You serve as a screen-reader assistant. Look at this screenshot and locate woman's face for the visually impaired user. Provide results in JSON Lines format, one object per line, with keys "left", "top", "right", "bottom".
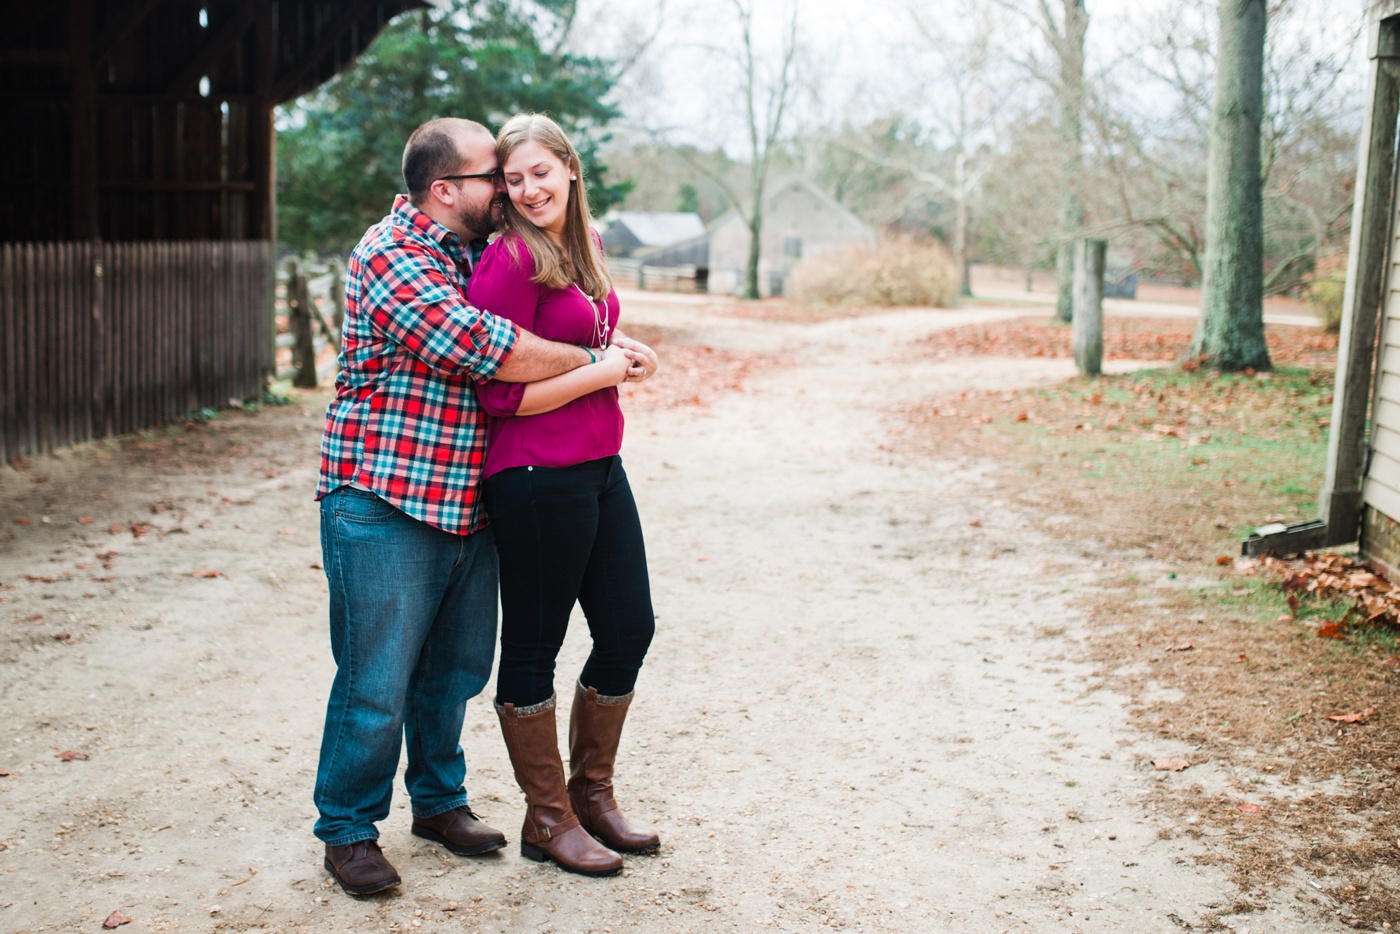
{"left": 502, "top": 138, "right": 572, "bottom": 242}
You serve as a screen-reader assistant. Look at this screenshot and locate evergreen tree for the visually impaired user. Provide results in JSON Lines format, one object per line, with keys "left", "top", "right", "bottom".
{"left": 277, "top": 0, "right": 625, "bottom": 252}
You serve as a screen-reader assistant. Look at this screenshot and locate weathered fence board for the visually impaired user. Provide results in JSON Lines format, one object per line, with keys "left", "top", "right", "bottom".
{"left": 0, "top": 240, "right": 274, "bottom": 462}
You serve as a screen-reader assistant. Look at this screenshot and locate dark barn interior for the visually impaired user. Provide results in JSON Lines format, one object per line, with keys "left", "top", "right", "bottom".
{"left": 1, "top": 0, "right": 424, "bottom": 459}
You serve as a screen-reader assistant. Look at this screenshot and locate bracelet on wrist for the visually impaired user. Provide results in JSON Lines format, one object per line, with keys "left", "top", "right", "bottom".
{"left": 580, "top": 345, "right": 597, "bottom": 364}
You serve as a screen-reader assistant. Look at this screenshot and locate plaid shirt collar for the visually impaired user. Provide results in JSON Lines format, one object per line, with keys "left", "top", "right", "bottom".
{"left": 392, "top": 194, "right": 489, "bottom": 271}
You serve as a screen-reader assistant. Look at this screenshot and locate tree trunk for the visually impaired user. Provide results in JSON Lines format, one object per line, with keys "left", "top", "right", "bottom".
{"left": 954, "top": 152, "right": 972, "bottom": 297}
{"left": 1191, "top": 0, "right": 1270, "bottom": 371}
{"left": 1072, "top": 238, "right": 1106, "bottom": 377}
{"left": 1053, "top": 0, "right": 1087, "bottom": 323}
{"left": 744, "top": 191, "right": 763, "bottom": 300}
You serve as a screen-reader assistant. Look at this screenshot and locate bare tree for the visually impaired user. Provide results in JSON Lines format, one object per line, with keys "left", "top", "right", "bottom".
{"left": 1191, "top": 0, "right": 1270, "bottom": 370}
{"left": 994, "top": 0, "right": 1089, "bottom": 321}
{"left": 729, "top": 0, "right": 800, "bottom": 299}
{"left": 905, "top": 4, "right": 1017, "bottom": 296}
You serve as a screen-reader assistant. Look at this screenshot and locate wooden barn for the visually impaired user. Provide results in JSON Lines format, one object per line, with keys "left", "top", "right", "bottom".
{"left": 0, "top": 0, "right": 426, "bottom": 461}
{"left": 1247, "top": 1, "right": 1400, "bottom": 572}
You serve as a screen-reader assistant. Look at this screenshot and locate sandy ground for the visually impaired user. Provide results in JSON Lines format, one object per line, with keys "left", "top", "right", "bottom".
{"left": 0, "top": 296, "right": 1350, "bottom": 933}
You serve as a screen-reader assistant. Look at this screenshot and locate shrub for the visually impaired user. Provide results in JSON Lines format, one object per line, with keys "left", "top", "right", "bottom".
{"left": 1305, "top": 252, "right": 1347, "bottom": 332}
{"left": 788, "top": 237, "right": 959, "bottom": 308}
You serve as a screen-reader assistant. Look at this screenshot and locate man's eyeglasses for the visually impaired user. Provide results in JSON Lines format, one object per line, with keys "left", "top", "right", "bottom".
{"left": 437, "top": 171, "right": 499, "bottom": 183}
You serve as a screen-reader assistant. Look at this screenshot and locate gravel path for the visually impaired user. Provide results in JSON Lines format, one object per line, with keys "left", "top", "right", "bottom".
{"left": 0, "top": 300, "right": 1342, "bottom": 932}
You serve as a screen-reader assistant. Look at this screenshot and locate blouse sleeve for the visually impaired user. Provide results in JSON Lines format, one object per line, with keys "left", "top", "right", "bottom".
{"left": 468, "top": 238, "right": 540, "bottom": 417}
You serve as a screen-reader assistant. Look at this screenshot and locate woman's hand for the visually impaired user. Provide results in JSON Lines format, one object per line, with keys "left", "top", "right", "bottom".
{"left": 598, "top": 344, "right": 634, "bottom": 385}
{"left": 611, "top": 334, "right": 659, "bottom": 382}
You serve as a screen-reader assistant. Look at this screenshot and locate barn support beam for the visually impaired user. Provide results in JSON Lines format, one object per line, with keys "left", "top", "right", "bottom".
{"left": 93, "top": 0, "right": 164, "bottom": 64}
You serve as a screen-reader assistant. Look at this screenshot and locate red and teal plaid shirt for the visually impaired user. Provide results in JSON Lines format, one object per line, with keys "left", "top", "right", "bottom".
{"left": 316, "top": 195, "right": 519, "bottom": 534}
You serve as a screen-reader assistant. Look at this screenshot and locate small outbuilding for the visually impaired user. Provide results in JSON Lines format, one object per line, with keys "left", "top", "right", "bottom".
{"left": 600, "top": 212, "right": 706, "bottom": 258}
{"left": 1246, "top": 1, "right": 1400, "bottom": 572}
{"left": 707, "top": 177, "right": 875, "bottom": 297}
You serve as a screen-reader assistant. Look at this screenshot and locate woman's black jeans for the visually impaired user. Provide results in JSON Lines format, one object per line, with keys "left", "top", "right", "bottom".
{"left": 483, "top": 455, "right": 655, "bottom": 707}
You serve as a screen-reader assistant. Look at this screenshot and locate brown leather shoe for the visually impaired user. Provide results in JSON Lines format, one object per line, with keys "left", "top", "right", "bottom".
{"left": 496, "top": 696, "right": 623, "bottom": 877}
{"left": 568, "top": 683, "right": 660, "bottom": 854}
{"left": 324, "top": 840, "right": 401, "bottom": 896}
{"left": 411, "top": 806, "right": 506, "bottom": 856}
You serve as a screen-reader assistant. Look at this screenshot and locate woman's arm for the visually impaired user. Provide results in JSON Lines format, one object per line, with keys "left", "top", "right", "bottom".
{"left": 513, "top": 344, "right": 633, "bottom": 416}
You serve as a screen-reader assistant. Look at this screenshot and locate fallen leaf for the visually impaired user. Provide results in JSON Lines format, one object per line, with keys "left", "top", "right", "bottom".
{"left": 1325, "top": 707, "right": 1377, "bottom": 724}
{"left": 309, "top": 562, "right": 323, "bottom": 570}
{"left": 191, "top": 569, "right": 225, "bottom": 578}
{"left": 1165, "top": 643, "right": 1194, "bottom": 653}
{"left": 103, "top": 910, "right": 132, "bottom": 929}
{"left": 1237, "top": 803, "right": 1264, "bottom": 813}
{"left": 968, "top": 520, "right": 982, "bottom": 528}
{"left": 108, "top": 524, "right": 125, "bottom": 534}
{"left": 14, "top": 518, "right": 30, "bottom": 526}
{"left": 0, "top": 768, "right": 10, "bottom": 776}
{"left": 1214, "top": 555, "right": 1233, "bottom": 566}
{"left": 77, "top": 516, "right": 94, "bottom": 524}
{"left": 56, "top": 750, "right": 90, "bottom": 761}
{"left": 52, "top": 633, "right": 73, "bottom": 644}
{"left": 1315, "top": 621, "right": 1347, "bottom": 640}
{"left": 1153, "top": 758, "right": 1190, "bottom": 772}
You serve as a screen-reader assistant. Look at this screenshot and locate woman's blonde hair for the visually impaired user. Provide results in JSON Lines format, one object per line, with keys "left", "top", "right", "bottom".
{"left": 496, "top": 113, "right": 612, "bottom": 302}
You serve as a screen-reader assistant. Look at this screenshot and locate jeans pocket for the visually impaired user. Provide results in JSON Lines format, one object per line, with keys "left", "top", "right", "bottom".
{"left": 333, "top": 487, "right": 399, "bottom": 523}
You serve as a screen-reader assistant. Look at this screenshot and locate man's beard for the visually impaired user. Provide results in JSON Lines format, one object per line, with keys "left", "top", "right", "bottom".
{"left": 459, "top": 196, "right": 503, "bottom": 240}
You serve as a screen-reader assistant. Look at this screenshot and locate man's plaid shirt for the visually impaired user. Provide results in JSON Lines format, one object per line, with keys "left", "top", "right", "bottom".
{"left": 316, "top": 195, "right": 519, "bottom": 534}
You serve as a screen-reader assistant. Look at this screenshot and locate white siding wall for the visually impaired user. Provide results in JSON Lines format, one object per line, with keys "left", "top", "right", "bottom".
{"left": 1364, "top": 216, "right": 1400, "bottom": 522}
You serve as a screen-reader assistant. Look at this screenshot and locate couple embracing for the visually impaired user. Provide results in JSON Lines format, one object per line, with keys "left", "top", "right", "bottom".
{"left": 312, "top": 114, "right": 660, "bottom": 895}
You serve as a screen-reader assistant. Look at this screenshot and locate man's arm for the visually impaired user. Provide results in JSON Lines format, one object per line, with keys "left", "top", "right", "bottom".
{"left": 492, "top": 328, "right": 596, "bottom": 382}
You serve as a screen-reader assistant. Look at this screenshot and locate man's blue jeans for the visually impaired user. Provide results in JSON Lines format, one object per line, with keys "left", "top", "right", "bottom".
{"left": 313, "top": 487, "right": 498, "bottom": 846}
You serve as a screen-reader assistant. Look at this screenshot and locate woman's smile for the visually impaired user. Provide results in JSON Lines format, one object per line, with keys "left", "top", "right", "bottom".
{"left": 503, "top": 138, "right": 572, "bottom": 241}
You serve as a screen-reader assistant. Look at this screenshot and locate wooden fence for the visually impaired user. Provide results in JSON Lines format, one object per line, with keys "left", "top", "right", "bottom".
{"left": 0, "top": 241, "right": 274, "bottom": 462}
{"left": 607, "top": 257, "right": 707, "bottom": 293}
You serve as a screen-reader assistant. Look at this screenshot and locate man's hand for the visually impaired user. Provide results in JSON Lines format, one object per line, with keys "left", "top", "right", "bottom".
{"left": 610, "top": 333, "right": 659, "bottom": 383}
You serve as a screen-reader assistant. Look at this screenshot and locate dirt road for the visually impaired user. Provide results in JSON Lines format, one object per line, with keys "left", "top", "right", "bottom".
{"left": 0, "top": 297, "right": 1344, "bottom": 932}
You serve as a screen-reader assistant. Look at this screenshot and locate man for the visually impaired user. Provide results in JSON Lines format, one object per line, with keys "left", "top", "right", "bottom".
{"left": 312, "top": 117, "right": 656, "bottom": 896}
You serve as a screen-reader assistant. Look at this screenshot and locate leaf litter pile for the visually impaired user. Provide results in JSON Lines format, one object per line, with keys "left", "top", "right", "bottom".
{"left": 617, "top": 323, "right": 777, "bottom": 412}
{"left": 900, "top": 316, "right": 1400, "bottom": 930}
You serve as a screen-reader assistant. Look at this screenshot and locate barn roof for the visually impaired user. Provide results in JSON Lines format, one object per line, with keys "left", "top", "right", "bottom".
{"left": 606, "top": 212, "right": 707, "bottom": 248}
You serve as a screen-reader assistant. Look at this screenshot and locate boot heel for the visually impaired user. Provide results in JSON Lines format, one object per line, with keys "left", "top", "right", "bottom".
{"left": 520, "top": 842, "right": 548, "bottom": 862}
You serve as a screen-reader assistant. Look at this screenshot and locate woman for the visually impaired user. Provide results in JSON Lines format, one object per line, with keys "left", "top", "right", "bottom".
{"left": 468, "top": 113, "right": 660, "bottom": 878}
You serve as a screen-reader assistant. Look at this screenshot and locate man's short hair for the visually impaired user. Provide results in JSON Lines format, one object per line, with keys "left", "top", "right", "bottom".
{"left": 402, "top": 118, "right": 490, "bottom": 202}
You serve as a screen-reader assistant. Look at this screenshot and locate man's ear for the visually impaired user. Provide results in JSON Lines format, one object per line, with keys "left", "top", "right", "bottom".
{"left": 429, "top": 179, "right": 455, "bottom": 207}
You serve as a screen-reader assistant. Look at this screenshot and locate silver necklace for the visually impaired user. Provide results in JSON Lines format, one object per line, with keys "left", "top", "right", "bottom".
{"left": 574, "top": 283, "right": 609, "bottom": 348}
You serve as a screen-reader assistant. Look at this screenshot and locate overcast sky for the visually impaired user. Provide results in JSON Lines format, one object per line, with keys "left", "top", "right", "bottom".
{"left": 569, "top": 0, "right": 1365, "bottom": 154}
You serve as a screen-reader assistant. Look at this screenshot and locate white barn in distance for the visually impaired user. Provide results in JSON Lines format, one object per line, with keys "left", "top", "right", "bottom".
{"left": 708, "top": 177, "right": 876, "bottom": 297}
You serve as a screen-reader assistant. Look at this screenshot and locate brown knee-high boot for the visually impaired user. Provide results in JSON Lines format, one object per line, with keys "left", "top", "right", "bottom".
{"left": 496, "top": 696, "right": 623, "bottom": 876}
{"left": 568, "top": 682, "right": 660, "bottom": 853}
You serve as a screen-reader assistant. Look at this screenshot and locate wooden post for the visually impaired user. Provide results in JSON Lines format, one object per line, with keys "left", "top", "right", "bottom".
{"left": 328, "top": 256, "right": 346, "bottom": 349}
{"left": 1072, "top": 238, "right": 1106, "bottom": 377}
{"left": 1318, "top": 19, "right": 1400, "bottom": 547}
{"left": 287, "top": 257, "right": 318, "bottom": 388}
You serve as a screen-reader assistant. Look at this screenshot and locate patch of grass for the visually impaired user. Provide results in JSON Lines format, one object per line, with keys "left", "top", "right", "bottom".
{"left": 905, "top": 365, "right": 1332, "bottom": 564}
